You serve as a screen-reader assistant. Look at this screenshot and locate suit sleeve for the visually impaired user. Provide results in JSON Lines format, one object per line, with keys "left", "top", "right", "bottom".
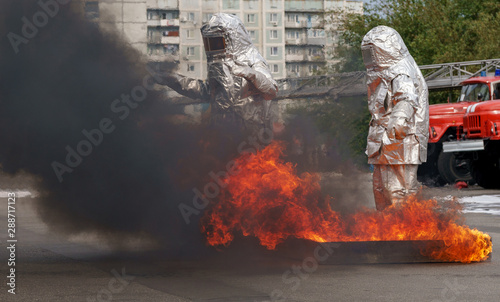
{"left": 154, "top": 72, "right": 210, "bottom": 101}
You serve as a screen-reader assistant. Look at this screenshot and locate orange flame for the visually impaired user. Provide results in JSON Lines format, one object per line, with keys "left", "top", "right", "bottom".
{"left": 200, "top": 141, "right": 492, "bottom": 263}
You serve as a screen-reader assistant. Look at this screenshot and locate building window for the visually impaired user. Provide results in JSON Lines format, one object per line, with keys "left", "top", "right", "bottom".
{"left": 249, "top": 30, "right": 256, "bottom": 40}
{"left": 186, "top": 29, "right": 194, "bottom": 39}
{"left": 160, "top": 11, "right": 178, "bottom": 20}
{"left": 187, "top": 46, "right": 195, "bottom": 56}
{"left": 270, "top": 30, "right": 278, "bottom": 39}
{"left": 287, "top": 31, "right": 300, "bottom": 39}
{"left": 164, "top": 45, "right": 178, "bottom": 55}
{"left": 162, "top": 30, "right": 179, "bottom": 37}
{"left": 272, "top": 64, "right": 279, "bottom": 73}
{"left": 187, "top": 12, "right": 195, "bottom": 21}
{"left": 247, "top": 14, "right": 256, "bottom": 23}
{"left": 308, "top": 29, "right": 325, "bottom": 38}
{"left": 270, "top": 13, "right": 278, "bottom": 23}
{"left": 225, "top": 0, "right": 239, "bottom": 9}
{"left": 248, "top": 0, "right": 257, "bottom": 9}
{"left": 187, "top": 64, "right": 195, "bottom": 72}
{"left": 309, "top": 64, "right": 318, "bottom": 73}
{"left": 287, "top": 14, "right": 299, "bottom": 23}
{"left": 290, "top": 64, "right": 300, "bottom": 73}
{"left": 309, "top": 48, "right": 320, "bottom": 56}
{"left": 271, "top": 47, "right": 278, "bottom": 56}
{"left": 147, "top": 11, "right": 154, "bottom": 20}
{"left": 84, "top": 1, "right": 99, "bottom": 21}
{"left": 270, "top": 0, "right": 278, "bottom": 8}
{"left": 203, "top": 13, "right": 213, "bottom": 23}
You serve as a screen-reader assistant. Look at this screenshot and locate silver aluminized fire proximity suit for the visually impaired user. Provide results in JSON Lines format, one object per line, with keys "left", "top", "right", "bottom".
{"left": 155, "top": 13, "right": 278, "bottom": 132}
{"left": 361, "top": 26, "right": 429, "bottom": 211}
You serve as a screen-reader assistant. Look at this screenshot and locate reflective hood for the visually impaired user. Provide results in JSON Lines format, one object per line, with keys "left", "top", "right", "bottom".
{"left": 201, "top": 13, "right": 265, "bottom": 66}
{"left": 197, "top": 13, "right": 278, "bottom": 130}
{"left": 361, "top": 25, "right": 409, "bottom": 71}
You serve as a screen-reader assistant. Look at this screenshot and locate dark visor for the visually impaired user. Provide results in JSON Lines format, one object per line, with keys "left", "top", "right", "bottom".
{"left": 362, "top": 45, "right": 375, "bottom": 67}
{"left": 203, "top": 36, "right": 226, "bottom": 52}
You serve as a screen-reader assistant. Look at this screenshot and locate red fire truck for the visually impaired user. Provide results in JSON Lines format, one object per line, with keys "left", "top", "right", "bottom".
{"left": 418, "top": 70, "right": 500, "bottom": 187}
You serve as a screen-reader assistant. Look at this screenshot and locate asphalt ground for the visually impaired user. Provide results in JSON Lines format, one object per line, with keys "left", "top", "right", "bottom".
{"left": 0, "top": 177, "right": 499, "bottom": 302}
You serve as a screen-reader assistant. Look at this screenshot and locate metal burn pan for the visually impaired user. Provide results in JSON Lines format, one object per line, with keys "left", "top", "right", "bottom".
{"left": 275, "top": 238, "right": 492, "bottom": 264}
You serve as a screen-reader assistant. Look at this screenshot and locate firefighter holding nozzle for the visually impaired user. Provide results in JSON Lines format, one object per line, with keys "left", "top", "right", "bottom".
{"left": 361, "top": 26, "right": 429, "bottom": 211}
{"left": 154, "top": 13, "right": 278, "bottom": 132}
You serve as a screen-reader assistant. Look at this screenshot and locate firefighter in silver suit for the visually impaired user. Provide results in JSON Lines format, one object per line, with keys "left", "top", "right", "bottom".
{"left": 361, "top": 26, "right": 429, "bottom": 210}
{"left": 155, "top": 13, "right": 278, "bottom": 132}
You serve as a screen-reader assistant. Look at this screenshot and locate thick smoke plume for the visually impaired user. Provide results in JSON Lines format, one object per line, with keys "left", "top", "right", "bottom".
{"left": 0, "top": 0, "right": 250, "bottom": 253}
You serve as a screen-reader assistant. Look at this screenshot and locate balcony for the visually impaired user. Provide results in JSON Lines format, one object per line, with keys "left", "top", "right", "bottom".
{"left": 148, "top": 53, "right": 180, "bottom": 62}
{"left": 284, "top": 1, "right": 323, "bottom": 13}
{"left": 286, "top": 53, "right": 305, "bottom": 61}
{"left": 148, "top": 35, "right": 179, "bottom": 44}
{"left": 153, "top": 0, "right": 179, "bottom": 9}
{"left": 286, "top": 70, "right": 306, "bottom": 78}
{"left": 306, "top": 54, "right": 326, "bottom": 62}
{"left": 147, "top": 18, "right": 179, "bottom": 27}
{"left": 161, "top": 19, "right": 179, "bottom": 26}
{"left": 161, "top": 36, "right": 180, "bottom": 44}
{"left": 285, "top": 20, "right": 309, "bottom": 28}
{"left": 147, "top": 19, "right": 161, "bottom": 26}
{"left": 285, "top": 37, "right": 307, "bottom": 45}
{"left": 308, "top": 36, "right": 326, "bottom": 45}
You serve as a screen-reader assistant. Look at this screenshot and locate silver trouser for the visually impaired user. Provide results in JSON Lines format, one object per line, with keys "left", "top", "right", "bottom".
{"left": 372, "top": 164, "right": 419, "bottom": 211}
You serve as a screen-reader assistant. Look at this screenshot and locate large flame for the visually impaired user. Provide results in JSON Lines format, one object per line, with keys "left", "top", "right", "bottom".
{"left": 201, "top": 141, "right": 492, "bottom": 263}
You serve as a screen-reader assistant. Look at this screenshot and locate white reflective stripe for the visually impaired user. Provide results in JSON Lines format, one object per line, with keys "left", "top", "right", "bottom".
{"left": 471, "top": 103, "right": 480, "bottom": 113}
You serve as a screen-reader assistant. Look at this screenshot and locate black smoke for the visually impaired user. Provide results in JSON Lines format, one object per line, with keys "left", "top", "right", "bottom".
{"left": 0, "top": 0, "right": 250, "bottom": 253}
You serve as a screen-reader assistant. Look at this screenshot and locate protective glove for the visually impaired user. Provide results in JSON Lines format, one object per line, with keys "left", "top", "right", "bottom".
{"left": 387, "top": 100, "right": 414, "bottom": 140}
{"left": 231, "top": 61, "right": 278, "bottom": 100}
{"left": 231, "top": 61, "right": 256, "bottom": 81}
{"left": 387, "top": 116, "right": 408, "bottom": 140}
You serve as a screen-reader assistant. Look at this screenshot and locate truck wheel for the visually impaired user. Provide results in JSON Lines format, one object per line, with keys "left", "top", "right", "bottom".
{"left": 471, "top": 157, "right": 500, "bottom": 189}
{"left": 437, "top": 151, "right": 473, "bottom": 184}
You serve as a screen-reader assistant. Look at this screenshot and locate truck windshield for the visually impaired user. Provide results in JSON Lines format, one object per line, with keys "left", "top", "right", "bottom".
{"left": 460, "top": 83, "right": 490, "bottom": 102}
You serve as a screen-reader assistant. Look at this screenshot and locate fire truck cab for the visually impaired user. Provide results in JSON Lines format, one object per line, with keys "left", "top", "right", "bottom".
{"left": 418, "top": 71, "right": 500, "bottom": 186}
{"left": 446, "top": 75, "right": 500, "bottom": 188}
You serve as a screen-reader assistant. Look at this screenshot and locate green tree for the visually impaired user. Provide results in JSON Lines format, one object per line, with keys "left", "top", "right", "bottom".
{"left": 329, "top": 0, "right": 500, "bottom": 73}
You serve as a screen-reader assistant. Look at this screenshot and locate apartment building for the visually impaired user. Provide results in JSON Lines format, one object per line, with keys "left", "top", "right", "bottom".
{"left": 83, "top": 0, "right": 363, "bottom": 79}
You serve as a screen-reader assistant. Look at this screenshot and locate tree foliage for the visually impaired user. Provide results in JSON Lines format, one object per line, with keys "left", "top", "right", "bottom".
{"left": 329, "top": 0, "right": 500, "bottom": 73}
